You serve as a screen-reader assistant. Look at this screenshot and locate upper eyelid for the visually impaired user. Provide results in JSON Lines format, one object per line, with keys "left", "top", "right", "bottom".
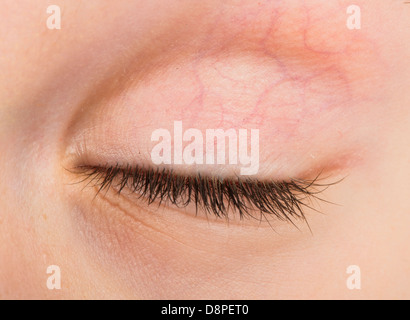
{"left": 73, "top": 164, "right": 336, "bottom": 226}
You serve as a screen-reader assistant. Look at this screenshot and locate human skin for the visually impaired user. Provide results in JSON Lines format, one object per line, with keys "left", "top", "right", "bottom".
{"left": 0, "top": 0, "right": 409, "bottom": 299}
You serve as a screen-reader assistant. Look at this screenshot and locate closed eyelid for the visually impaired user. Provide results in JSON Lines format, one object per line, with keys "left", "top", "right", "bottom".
{"left": 63, "top": 1, "right": 382, "bottom": 207}
{"left": 63, "top": 8, "right": 381, "bottom": 183}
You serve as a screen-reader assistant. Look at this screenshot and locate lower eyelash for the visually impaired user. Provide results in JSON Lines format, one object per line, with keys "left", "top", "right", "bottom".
{"left": 73, "top": 164, "right": 337, "bottom": 226}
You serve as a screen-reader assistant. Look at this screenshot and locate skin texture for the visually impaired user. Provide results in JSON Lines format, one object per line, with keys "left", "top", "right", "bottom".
{"left": 0, "top": 0, "right": 409, "bottom": 299}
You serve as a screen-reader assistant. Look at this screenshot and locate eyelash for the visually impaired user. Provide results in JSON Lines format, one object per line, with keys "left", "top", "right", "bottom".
{"left": 74, "top": 164, "right": 334, "bottom": 225}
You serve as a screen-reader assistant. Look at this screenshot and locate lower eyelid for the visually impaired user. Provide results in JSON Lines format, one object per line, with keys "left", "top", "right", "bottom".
{"left": 69, "top": 177, "right": 315, "bottom": 298}
{"left": 83, "top": 180, "right": 289, "bottom": 233}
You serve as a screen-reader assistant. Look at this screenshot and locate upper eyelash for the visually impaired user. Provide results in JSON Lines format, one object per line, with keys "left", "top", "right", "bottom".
{"left": 74, "top": 164, "right": 336, "bottom": 226}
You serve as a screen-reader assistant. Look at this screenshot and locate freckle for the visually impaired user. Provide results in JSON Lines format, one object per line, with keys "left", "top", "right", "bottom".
{"left": 42, "top": 214, "right": 48, "bottom": 220}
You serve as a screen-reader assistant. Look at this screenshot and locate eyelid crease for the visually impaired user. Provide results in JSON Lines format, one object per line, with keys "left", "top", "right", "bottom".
{"left": 72, "top": 164, "right": 338, "bottom": 227}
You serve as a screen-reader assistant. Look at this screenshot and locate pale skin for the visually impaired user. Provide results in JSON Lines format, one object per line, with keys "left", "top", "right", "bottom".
{"left": 0, "top": 0, "right": 409, "bottom": 299}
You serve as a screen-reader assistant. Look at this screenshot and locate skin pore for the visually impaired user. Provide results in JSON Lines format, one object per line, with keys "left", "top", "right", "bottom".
{"left": 0, "top": 0, "right": 410, "bottom": 299}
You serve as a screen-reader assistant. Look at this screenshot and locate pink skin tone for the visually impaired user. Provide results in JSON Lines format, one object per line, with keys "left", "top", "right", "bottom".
{"left": 0, "top": 0, "right": 410, "bottom": 299}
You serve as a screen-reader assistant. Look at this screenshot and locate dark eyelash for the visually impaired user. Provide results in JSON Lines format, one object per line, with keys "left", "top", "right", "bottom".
{"left": 74, "top": 164, "right": 336, "bottom": 226}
